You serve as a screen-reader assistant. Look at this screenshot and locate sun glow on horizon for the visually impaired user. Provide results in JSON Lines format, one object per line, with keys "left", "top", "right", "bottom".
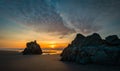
{"left": 37, "top": 41, "right": 69, "bottom": 49}
{"left": 50, "top": 44, "right": 56, "bottom": 48}
{"left": 49, "top": 41, "right": 56, "bottom": 48}
{"left": 46, "top": 41, "right": 56, "bottom": 48}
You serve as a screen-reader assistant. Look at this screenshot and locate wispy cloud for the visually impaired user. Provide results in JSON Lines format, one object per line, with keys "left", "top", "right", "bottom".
{"left": 0, "top": 0, "right": 76, "bottom": 38}
{"left": 0, "top": 0, "right": 120, "bottom": 38}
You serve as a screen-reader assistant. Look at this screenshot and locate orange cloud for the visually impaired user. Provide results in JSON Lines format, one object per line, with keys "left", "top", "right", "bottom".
{"left": 0, "top": 39, "right": 68, "bottom": 49}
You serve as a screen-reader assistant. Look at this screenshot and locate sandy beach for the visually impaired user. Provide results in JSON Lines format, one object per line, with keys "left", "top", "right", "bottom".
{"left": 0, "top": 50, "right": 120, "bottom": 71}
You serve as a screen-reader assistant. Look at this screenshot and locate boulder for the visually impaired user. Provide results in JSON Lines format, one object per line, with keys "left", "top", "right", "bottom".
{"left": 22, "top": 40, "right": 42, "bottom": 55}
{"left": 61, "top": 33, "right": 120, "bottom": 65}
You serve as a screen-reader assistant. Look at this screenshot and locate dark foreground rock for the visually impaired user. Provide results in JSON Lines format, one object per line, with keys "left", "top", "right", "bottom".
{"left": 22, "top": 40, "right": 42, "bottom": 55}
{"left": 61, "top": 33, "right": 120, "bottom": 65}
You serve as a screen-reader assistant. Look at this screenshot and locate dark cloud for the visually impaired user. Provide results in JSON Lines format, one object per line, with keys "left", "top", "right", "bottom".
{"left": 51, "top": 0, "right": 120, "bottom": 34}
{"left": 0, "top": 0, "right": 120, "bottom": 38}
{"left": 0, "top": 0, "right": 76, "bottom": 38}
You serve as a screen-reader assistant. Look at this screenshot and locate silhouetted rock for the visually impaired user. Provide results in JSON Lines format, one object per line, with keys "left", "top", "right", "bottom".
{"left": 105, "top": 35, "right": 120, "bottom": 46}
{"left": 22, "top": 40, "right": 42, "bottom": 55}
{"left": 61, "top": 34, "right": 85, "bottom": 59}
{"left": 72, "top": 33, "right": 85, "bottom": 46}
{"left": 61, "top": 33, "right": 120, "bottom": 65}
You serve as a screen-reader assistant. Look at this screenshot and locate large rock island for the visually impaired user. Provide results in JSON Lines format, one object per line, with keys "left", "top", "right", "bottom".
{"left": 22, "top": 40, "right": 42, "bottom": 55}
{"left": 61, "top": 33, "right": 120, "bottom": 65}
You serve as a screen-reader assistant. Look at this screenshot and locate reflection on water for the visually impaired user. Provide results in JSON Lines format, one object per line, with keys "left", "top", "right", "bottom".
{"left": 0, "top": 48, "right": 63, "bottom": 55}
{"left": 42, "top": 49, "right": 62, "bottom": 55}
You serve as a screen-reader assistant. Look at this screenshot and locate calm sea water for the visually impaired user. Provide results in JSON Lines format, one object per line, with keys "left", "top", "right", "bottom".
{"left": 0, "top": 48, "right": 63, "bottom": 55}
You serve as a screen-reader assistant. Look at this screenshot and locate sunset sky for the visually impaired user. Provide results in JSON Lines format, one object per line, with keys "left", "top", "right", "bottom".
{"left": 0, "top": 0, "right": 120, "bottom": 49}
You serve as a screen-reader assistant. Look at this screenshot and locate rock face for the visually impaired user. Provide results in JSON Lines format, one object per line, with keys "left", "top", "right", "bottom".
{"left": 105, "top": 35, "right": 120, "bottom": 46}
{"left": 61, "top": 33, "right": 120, "bottom": 65}
{"left": 22, "top": 40, "right": 42, "bottom": 55}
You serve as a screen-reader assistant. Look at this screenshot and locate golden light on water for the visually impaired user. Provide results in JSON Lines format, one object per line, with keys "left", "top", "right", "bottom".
{"left": 42, "top": 49, "right": 62, "bottom": 55}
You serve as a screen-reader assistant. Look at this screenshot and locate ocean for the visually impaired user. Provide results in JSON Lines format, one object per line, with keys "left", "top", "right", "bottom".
{"left": 0, "top": 48, "right": 63, "bottom": 55}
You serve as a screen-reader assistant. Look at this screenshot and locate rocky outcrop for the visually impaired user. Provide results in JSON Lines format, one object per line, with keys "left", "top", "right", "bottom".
{"left": 61, "top": 33, "right": 120, "bottom": 65}
{"left": 22, "top": 40, "right": 42, "bottom": 55}
{"left": 105, "top": 35, "right": 120, "bottom": 46}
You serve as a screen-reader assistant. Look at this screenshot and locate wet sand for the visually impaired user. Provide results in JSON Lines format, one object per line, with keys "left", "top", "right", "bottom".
{"left": 0, "top": 50, "right": 120, "bottom": 71}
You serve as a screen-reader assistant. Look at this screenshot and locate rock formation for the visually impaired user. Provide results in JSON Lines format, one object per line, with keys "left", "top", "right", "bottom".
{"left": 61, "top": 33, "right": 120, "bottom": 65}
{"left": 22, "top": 40, "right": 42, "bottom": 55}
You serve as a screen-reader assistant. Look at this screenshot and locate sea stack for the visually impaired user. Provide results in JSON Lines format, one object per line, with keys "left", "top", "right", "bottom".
{"left": 61, "top": 33, "right": 120, "bottom": 65}
{"left": 22, "top": 40, "right": 42, "bottom": 55}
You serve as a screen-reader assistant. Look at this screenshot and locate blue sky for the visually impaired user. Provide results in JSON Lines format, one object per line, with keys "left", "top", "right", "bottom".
{"left": 0, "top": 0, "right": 120, "bottom": 48}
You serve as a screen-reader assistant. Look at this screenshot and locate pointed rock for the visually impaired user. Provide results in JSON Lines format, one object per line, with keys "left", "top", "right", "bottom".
{"left": 72, "top": 33, "right": 85, "bottom": 46}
